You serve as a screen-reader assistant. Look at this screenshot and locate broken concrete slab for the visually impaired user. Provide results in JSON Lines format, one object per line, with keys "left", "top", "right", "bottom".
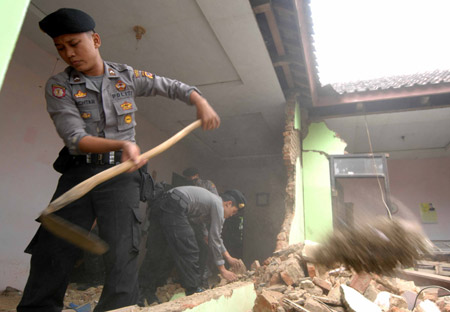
{"left": 341, "top": 284, "right": 382, "bottom": 312}
{"left": 416, "top": 299, "right": 441, "bottom": 312}
{"left": 142, "top": 281, "right": 256, "bottom": 312}
{"left": 374, "top": 291, "right": 408, "bottom": 311}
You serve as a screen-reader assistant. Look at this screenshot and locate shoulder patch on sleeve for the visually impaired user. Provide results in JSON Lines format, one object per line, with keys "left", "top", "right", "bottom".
{"left": 142, "top": 71, "right": 154, "bottom": 79}
{"left": 52, "top": 85, "right": 66, "bottom": 98}
{"left": 134, "top": 69, "right": 140, "bottom": 78}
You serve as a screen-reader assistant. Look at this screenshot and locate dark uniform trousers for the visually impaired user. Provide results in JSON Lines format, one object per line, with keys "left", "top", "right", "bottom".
{"left": 140, "top": 192, "right": 201, "bottom": 295}
{"left": 17, "top": 164, "right": 142, "bottom": 312}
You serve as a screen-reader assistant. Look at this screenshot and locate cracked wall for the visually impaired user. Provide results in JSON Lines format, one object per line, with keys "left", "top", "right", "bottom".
{"left": 279, "top": 96, "right": 304, "bottom": 249}
{"left": 281, "top": 97, "right": 348, "bottom": 246}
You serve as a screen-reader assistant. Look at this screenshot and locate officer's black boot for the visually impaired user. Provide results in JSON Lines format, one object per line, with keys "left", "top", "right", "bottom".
{"left": 138, "top": 287, "right": 160, "bottom": 307}
{"left": 185, "top": 287, "right": 205, "bottom": 296}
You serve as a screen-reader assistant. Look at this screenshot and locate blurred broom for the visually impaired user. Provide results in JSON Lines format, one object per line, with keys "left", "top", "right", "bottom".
{"left": 310, "top": 217, "right": 433, "bottom": 274}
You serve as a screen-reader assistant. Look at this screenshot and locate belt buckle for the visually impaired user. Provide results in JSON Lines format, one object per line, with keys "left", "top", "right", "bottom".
{"left": 97, "top": 153, "right": 104, "bottom": 165}
{"left": 109, "top": 151, "right": 115, "bottom": 164}
{"left": 86, "top": 153, "right": 92, "bottom": 164}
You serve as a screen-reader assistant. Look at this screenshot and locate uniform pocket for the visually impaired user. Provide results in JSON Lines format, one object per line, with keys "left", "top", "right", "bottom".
{"left": 78, "top": 103, "right": 101, "bottom": 122}
{"left": 112, "top": 98, "right": 138, "bottom": 131}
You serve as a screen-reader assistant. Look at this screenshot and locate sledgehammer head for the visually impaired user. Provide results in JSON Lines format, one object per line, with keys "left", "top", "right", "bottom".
{"left": 311, "top": 218, "right": 433, "bottom": 274}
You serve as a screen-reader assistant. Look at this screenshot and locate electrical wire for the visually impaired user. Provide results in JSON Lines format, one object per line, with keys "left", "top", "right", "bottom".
{"left": 363, "top": 114, "right": 392, "bottom": 220}
{"left": 412, "top": 285, "right": 450, "bottom": 310}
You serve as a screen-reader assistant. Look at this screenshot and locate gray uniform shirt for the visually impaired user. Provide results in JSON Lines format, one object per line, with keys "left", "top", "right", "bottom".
{"left": 192, "top": 178, "right": 219, "bottom": 195}
{"left": 169, "top": 186, "right": 227, "bottom": 266}
{"left": 45, "top": 61, "right": 200, "bottom": 154}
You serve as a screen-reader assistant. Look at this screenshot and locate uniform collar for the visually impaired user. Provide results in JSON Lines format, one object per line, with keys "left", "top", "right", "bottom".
{"left": 68, "top": 61, "right": 118, "bottom": 83}
{"left": 69, "top": 69, "right": 86, "bottom": 84}
{"left": 68, "top": 68, "right": 102, "bottom": 92}
{"left": 104, "top": 62, "right": 119, "bottom": 79}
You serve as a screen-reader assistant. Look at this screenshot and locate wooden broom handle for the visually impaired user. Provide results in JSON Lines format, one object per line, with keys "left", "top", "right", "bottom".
{"left": 41, "top": 120, "right": 201, "bottom": 216}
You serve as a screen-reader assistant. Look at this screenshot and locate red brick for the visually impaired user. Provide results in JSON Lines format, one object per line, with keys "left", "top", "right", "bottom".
{"left": 253, "top": 290, "right": 284, "bottom": 312}
{"left": 313, "top": 276, "right": 332, "bottom": 292}
{"left": 306, "top": 263, "right": 316, "bottom": 278}
{"left": 349, "top": 272, "right": 372, "bottom": 294}
{"left": 269, "top": 273, "right": 281, "bottom": 286}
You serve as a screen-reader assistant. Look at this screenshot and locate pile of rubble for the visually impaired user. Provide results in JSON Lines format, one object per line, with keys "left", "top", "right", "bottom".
{"left": 63, "top": 283, "right": 103, "bottom": 310}
{"left": 3, "top": 242, "right": 450, "bottom": 311}
{"left": 247, "top": 243, "right": 450, "bottom": 312}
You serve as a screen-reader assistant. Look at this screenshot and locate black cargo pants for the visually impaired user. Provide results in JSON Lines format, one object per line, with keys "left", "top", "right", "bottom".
{"left": 17, "top": 164, "right": 142, "bottom": 312}
{"left": 153, "top": 191, "right": 201, "bottom": 293}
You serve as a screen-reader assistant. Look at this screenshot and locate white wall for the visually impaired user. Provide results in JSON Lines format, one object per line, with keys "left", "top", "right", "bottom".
{"left": 388, "top": 157, "right": 450, "bottom": 240}
{"left": 0, "top": 35, "right": 64, "bottom": 290}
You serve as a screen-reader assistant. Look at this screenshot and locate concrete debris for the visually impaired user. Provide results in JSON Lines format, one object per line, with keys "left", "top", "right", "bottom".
{"left": 1, "top": 287, "right": 22, "bottom": 296}
{"left": 64, "top": 283, "right": 102, "bottom": 309}
{"left": 341, "top": 284, "right": 382, "bottom": 312}
{"left": 3, "top": 240, "right": 449, "bottom": 311}
{"left": 155, "top": 283, "right": 185, "bottom": 303}
{"left": 416, "top": 299, "right": 441, "bottom": 312}
{"left": 251, "top": 243, "right": 449, "bottom": 312}
{"left": 253, "top": 289, "right": 284, "bottom": 312}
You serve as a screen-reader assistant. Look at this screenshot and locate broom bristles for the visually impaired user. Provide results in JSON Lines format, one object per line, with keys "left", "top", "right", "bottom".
{"left": 312, "top": 218, "right": 434, "bottom": 274}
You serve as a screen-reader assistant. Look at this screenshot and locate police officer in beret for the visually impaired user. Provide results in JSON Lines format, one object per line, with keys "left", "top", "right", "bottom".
{"left": 17, "top": 7, "right": 220, "bottom": 312}
{"left": 182, "top": 167, "right": 219, "bottom": 195}
{"left": 138, "top": 186, "right": 246, "bottom": 305}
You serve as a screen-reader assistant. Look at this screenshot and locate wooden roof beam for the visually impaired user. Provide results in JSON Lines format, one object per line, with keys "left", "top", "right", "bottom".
{"left": 295, "top": 0, "right": 319, "bottom": 106}
{"left": 253, "top": 2, "right": 294, "bottom": 88}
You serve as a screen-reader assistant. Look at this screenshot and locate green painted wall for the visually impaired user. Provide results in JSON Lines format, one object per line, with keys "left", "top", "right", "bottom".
{"left": 0, "top": 0, "right": 30, "bottom": 92}
{"left": 302, "top": 122, "right": 346, "bottom": 242}
{"left": 289, "top": 156, "right": 305, "bottom": 244}
{"left": 289, "top": 101, "right": 305, "bottom": 244}
{"left": 294, "top": 100, "right": 301, "bottom": 130}
{"left": 186, "top": 283, "right": 256, "bottom": 312}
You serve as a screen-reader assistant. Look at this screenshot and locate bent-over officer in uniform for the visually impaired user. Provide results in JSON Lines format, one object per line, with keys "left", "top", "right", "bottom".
{"left": 139, "top": 186, "right": 245, "bottom": 305}
{"left": 17, "top": 8, "right": 220, "bottom": 312}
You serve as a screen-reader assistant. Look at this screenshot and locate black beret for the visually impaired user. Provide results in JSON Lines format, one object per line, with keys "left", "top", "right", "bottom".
{"left": 182, "top": 167, "right": 199, "bottom": 177}
{"left": 223, "top": 189, "right": 247, "bottom": 209}
{"left": 39, "top": 8, "right": 95, "bottom": 38}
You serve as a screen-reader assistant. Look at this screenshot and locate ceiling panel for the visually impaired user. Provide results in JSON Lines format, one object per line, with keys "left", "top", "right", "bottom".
{"left": 324, "top": 107, "right": 450, "bottom": 157}
{"left": 181, "top": 113, "right": 283, "bottom": 158}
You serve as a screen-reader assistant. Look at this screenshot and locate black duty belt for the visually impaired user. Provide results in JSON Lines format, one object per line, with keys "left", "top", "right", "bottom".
{"left": 169, "top": 189, "right": 191, "bottom": 210}
{"left": 74, "top": 151, "right": 122, "bottom": 166}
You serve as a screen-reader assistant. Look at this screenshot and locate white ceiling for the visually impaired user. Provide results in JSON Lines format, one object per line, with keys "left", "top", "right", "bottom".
{"left": 324, "top": 107, "right": 450, "bottom": 159}
{"left": 21, "top": 0, "right": 286, "bottom": 160}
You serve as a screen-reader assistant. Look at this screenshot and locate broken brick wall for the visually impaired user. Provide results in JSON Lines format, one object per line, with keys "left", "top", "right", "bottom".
{"left": 278, "top": 95, "right": 304, "bottom": 250}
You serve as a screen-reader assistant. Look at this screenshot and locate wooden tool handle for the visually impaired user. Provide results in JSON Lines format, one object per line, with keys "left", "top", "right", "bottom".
{"left": 41, "top": 120, "right": 201, "bottom": 216}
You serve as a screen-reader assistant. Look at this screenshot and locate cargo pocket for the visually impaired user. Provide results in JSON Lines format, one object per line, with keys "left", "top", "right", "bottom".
{"left": 131, "top": 207, "right": 145, "bottom": 253}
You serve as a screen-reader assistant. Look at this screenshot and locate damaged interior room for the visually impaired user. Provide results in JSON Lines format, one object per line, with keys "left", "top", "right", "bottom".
{"left": 1, "top": 0, "right": 450, "bottom": 311}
